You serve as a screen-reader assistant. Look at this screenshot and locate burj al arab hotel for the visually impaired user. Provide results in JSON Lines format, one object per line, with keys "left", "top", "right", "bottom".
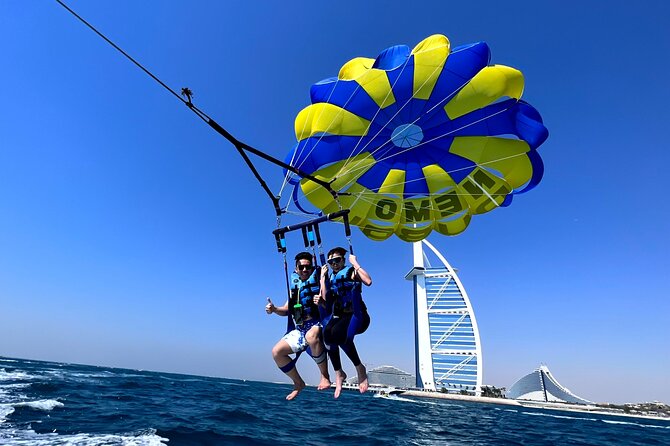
{"left": 405, "top": 240, "right": 483, "bottom": 395}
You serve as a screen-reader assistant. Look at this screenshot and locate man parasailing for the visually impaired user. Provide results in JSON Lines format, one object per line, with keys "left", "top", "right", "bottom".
{"left": 265, "top": 252, "right": 331, "bottom": 400}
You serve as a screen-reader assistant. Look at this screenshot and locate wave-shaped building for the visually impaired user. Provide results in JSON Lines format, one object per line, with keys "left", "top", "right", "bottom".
{"left": 405, "top": 240, "right": 483, "bottom": 395}
{"left": 347, "top": 365, "right": 415, "bottom": 389}
{"left": 507, "top": 365, "right": 592, "bottom": 404}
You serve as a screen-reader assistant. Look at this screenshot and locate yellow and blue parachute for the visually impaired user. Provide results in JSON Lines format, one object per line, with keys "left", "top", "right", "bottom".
{"left": 284, "top": 35, "right": 548, "bottom": 242}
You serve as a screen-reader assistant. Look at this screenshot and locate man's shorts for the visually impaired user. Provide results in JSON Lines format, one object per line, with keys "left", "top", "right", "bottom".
{"left": 282, "top": 319, "right": 320, "bottom": 353}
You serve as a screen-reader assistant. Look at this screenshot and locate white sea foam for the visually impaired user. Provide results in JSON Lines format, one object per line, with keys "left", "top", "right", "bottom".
{"left": 0, "top": 369, "right": 37, "bottom": 382}
{"left": 377, "top": 394, "right": 438, "bottom": 405}
{"left": 14, "top": 399, "right": 64, "bottom": 411}
{"left": 0, "top": 404, "right": 16, "bottom": 423}
{"left": 219, "top": 381, "right": 248, "bottom": 387}
{"left": 602, "top": 419, "right": 670, "bottom": 429}
{"left": 0, "top": 359, "right": 18, "bottom": 363}
{"left": 521, "top": 411, "right": 597, "bottom": 422}
{"left": 68, "top": 372, "right": 115, "bottom": 379}
{"left": 520, "top": 410, "right": 670, "bottom": 427}
{"left": 0, "top": 399, "right": 63, "bottom": 426}
{"left": 1, "top": 383, "right": 31, "bottom": 390}
{"left": 0, "top": 427, "right": 168, "bottom": 445}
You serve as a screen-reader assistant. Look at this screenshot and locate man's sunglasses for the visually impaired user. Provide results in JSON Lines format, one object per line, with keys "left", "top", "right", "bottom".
{"left": 297, "top": 264, "right": 313, "bottom": 271}
{"left": 327, "top": 257, "right": 344, "bottom": 265}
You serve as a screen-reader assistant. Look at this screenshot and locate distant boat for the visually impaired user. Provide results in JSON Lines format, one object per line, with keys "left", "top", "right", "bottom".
{"left": 371, "top": 386, "right": 404, "bottom": 397}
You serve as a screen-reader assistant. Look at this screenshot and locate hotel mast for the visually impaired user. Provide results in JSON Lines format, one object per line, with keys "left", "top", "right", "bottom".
{"left": 405, "top": 240, "right": 483, "bottom": 395}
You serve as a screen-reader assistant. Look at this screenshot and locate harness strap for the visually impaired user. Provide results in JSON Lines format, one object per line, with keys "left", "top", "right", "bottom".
{"left": 279, "top": 359, "right": 297, "bottom": 373}
{"left": 343, "top": 212, "right": 355, "bottom": 255}
{"left": 313, "top": 223, "right": 327, "bottom": 266}
{"left": 310, "top": 349, "right": 327, "bottom": 365}
{"left": 282, "top": 253, "right": 291, "bottom": 304}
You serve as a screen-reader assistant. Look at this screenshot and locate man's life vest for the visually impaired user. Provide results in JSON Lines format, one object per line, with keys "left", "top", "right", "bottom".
{"left": 289, "top": 267, "right": 321, "bottom": 326}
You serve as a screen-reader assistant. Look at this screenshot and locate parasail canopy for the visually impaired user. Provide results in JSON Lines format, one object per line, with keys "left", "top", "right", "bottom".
{"left": 283, "top": 34, "right": 548, "bottom": 242}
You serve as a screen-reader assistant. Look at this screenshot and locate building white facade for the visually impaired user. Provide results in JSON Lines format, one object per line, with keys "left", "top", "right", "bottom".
{"left": 507, "top": 365, "right": 592, "bottom": 404}
{"left": 405, "top": 240, "right": 483, "bottom": 395}
{"left": 347, "top": 365, "right": 415, "bottom": 388}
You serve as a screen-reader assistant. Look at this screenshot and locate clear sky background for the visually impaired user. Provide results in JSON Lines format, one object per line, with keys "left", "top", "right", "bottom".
{"left": 1, "top": 1, "right": 668, "bottom": 404}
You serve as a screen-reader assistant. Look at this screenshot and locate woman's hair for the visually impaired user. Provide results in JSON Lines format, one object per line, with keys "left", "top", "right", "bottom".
{"left": 327, "top": 247, "right": 347, "bottom": 258}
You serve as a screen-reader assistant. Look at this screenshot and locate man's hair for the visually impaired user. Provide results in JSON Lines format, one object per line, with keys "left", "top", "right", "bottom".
{"left": 327, "top": 247, "right": 347, "bottom": 258}
{"left": 294, "top": 251, "right": 313, "bottom": 267}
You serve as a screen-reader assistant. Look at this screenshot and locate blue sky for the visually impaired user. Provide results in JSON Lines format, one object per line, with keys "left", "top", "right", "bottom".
{"left": 1, "top": 1, "right": 668, "bottom": 404}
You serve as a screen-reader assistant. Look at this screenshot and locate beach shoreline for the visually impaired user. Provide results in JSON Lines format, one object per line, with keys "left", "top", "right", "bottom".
{"left": 386, "top": 389, "right": 670, "bottom": 422}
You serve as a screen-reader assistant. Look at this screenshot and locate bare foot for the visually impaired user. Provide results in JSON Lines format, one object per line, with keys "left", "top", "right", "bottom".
{"left": 286, "top": 380, "right": 306, "bottom": 400}
{"left": 356, "top": 364, "right": 368, "bottom": 393}
{"left": 334, "top": 370, "right": 347, "bottom": 399}
{"left": 317, "top": 375, "right": 332, "bottom": 390}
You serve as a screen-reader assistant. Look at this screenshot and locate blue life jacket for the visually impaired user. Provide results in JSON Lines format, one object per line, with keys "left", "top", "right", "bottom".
{"left": 329, "top": 266, "right": 365, "bottom": 317}
{"left": 288, "top": 267, "right": 321, "bottom": 326}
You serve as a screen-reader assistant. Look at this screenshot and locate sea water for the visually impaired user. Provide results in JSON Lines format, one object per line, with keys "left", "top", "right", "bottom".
{"left": 1, "top": 356, "right": 668, "bottom": 445}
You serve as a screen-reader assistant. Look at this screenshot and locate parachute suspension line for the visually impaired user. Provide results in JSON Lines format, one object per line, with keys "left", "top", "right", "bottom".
{"left": 185, "top": 100, "right": 340, "bottom": 219}
{"left": 312, "top": 223, "right": 327, "bottom": 266}
{"left": 337, "top": 59, "right": 466, "bottom": 179}
{"left": 280, "top": 30, "right": 440, "bottom": 215}
{"left": 336, "top": 50, "right": 456, "bottom": 177}
{"left": 277, "top": 78, "right": 350, "bottom": 198}
{"left": 347, "top": 150, "right": 529, "bottom": 192}
{"left": 288, "top": 55, "right": 416, "bottom": 212}
{"left": 342, "top": 212, "right": 355, "bottom": 256}
{"left": 273, "top": 210, "right": 352, "bottom": 257}
{"left": 335, "top": 40, "right": 451, "bottom": 177}
{"left": 282, "top": 253, "right": 291, "bottom": 302}
{"left": 54, "top": 0, "right": 339, "bottom": 218}
{"left": 277, "top": 79, "right": 362, "bottom": 217}
{"left": 335, "top": 102, "right": 515, "bottom": 182}
{"left": 339, "top": 96, "right": 519, "bottom": 184}
{"left": 293, "top": 98, "right": 517, "bottom": 216}
{"left": 336, "top": 52, "right": 416, "bottom": 176}
{"left": 287, "top": 80, "right": 361, "bottom": 176}
{"left": 301, "top": 225, "right": 322, "bottom": 266}
{"left": 285, "top": 43, "right": 429, "bottom": 213}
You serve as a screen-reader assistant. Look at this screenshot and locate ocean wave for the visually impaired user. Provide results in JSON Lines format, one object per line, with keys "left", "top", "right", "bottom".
{"left": 377, "top": 394, "right": 438, "bottom": 405}
{"left": 155, "top": 427, "right": 272, "bottom": 446}
{"left": 0, "top": 427, "right": 168, "bottom": 445}
{"left": 601, "top": 419, "right": 670, "bottom": 429}
{"left": 14, "top": 399, "right": 64, "bottom": 411}
{"left": 0, "top": 404, "right": 16, "bottom": 423}
{"left": 44, "top": 371, "right": 101, "bottom": 381}
{"left": 1, "top": 383, "right": 31, "bottom": 389}
{"left": 0, "top": 359, "right": 19, "bottom": 363}
{"left": 0, "top": 369, "right": 36, "bottom": 382}
{"left": 207, "top": 407, "right": 262, "bottom": 423}
{"left": 521, "top": 411, "right": 597, "bottom": 422}
{"left": 29, "top": 382, "right": 60, "bottom": 393}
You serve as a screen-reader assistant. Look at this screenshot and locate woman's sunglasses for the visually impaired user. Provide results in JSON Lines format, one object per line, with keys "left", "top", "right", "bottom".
{"left": 327, "top": 257, "right": 344, "bottom": 265}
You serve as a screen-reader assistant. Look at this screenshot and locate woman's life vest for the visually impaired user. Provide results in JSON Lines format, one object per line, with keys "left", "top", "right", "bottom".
{"left": 328, "top": 266, "right": 365, "bottom": 317}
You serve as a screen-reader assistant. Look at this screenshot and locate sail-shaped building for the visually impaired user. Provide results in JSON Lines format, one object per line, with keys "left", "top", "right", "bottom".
{"left": 405, "top": 240, "right": 483, "bottom": 395}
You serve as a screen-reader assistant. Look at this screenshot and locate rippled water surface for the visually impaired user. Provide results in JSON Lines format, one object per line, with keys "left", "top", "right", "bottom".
{"left": 1, "top": 356, "right": 668, "bottom": 445}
